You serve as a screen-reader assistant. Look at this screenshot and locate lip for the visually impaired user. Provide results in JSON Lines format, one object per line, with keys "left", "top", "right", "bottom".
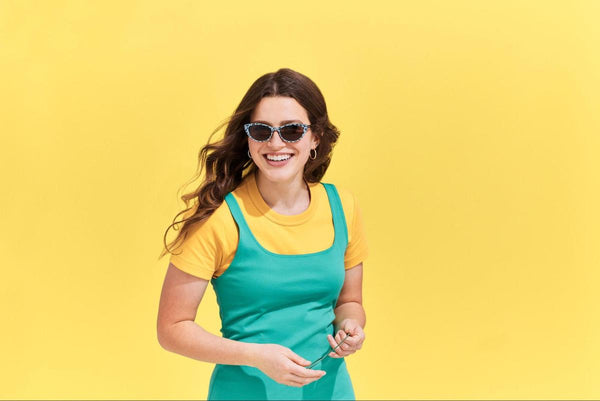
{"left": 263, "top": 153, "right": 293, "bottom": 167}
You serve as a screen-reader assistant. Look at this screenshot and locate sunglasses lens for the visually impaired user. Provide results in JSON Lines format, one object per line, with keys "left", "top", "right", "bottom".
{"left": 248, "top": 125, "right": 272, "bottom": 141}
{"left": 280, "top": 124, "right": 305, "bottom": 141}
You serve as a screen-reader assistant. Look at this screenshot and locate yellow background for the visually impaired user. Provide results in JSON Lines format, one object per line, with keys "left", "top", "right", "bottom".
{"left": 1, "top": 0, "right": 599, "bottom": 399}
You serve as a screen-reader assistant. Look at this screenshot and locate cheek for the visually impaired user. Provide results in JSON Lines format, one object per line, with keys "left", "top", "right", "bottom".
{"left": 298, "top": 138, "right": 313, "bottom": 154}
{"left": 248, "top": 140, "right": 259, "bottom": 154}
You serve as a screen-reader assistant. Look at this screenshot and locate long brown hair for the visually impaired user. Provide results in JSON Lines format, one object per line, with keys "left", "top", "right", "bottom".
{"left": 159, "top": 68, "right": 341, "bottom": 259}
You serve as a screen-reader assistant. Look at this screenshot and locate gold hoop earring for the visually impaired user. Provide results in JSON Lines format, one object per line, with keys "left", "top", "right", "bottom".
{"left": 309, "top": 148, "right": 317, "bottom": 160}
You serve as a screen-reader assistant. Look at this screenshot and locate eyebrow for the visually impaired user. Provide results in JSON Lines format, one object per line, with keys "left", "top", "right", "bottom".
{"left": 251, "top": 119, "right": 305, "bottom": 125}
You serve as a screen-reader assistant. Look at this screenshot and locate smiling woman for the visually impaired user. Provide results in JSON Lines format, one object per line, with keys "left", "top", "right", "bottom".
{"left": 247, "top": 96, "right": 320, "bottom": 210}
{"left": 157, "top": 68, "right": 369, "bottom": 400}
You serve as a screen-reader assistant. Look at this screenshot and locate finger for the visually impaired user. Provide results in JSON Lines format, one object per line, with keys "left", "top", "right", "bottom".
{"left": 341, "top": 346, "right": 355, "bottom": 355}
{"left": 342, "top": 335, "right": 359, "bottom": 347}
{"left": 286, "top": 350, "right": 311, "bottom": 367}
{"left": 336, "top": 349, "right": 354, "bottom": 358}
{"left": 335, "top": 334, "right": 347, "bottom": 349}
{"left": 296, "top": 369, "right": 326, "bottom": 379}
{"left": 291, "top": 365, "right": 327, "bottom": 379}
{"left": 288, "top": 373, "right": 321, "bottom": 387}
{"left": 334, "top": 345, "right": 348, "bottom": 356}
{"left": 345, "top": 323, "right": 359, "bottom": 336}
{"left": 341, "top": 322, "right": 355, "bottom": 334}
{"left": 344, "top": 331, "right": 364, "bottom": 349}
{"left": 290, "top": 370, "right": 326, "bottom": 384}
{"left": 288, "top": 376, "right": 309, "bottom": 387}
{"left": 330, "top": 337, "right": 347, "bottom": 355}
{"left": 328, "top": 334, "right": 348, "bottom": 353}
{"left": 336, "top": 334, "right": 353, "bottom": 353}
{"left": 340, "top": 342, "right": 352, "bottom": 351}
{"left": 341, "top": 331, "right": 363, "bottom": 353}
{"left": 329, "top": 332, "right": 353, "bottom": 356}
{"left": 331, "top": 342, "right": 346, "bottom": 356}
{"left": 336, "top": 341, "right": 354, "bottom": 356}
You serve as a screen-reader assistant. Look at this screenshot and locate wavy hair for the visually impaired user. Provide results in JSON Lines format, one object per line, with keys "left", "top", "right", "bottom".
{"left": 159, "top": 68, "right": 341, "bottom": 259}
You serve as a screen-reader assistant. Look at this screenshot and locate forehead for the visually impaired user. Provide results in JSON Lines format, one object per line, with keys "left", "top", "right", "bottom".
{"left": 250, "top": 96, "right": 309, "bottom": 124}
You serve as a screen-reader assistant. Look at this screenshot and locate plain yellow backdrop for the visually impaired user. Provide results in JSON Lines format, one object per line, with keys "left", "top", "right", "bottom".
{"left": 1, "top": 0, "right": 599, "bottom": 399}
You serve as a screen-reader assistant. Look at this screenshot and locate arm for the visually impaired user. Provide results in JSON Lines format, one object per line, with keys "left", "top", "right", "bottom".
{"left": 333, "top": 262, "right": 365, "bottom": 330}
{"left": 156, "top": 262, "right": 327, "bottom": 386}
{"left": 156, "top": 262, "right": 255, "bottom": 366}
{"left": 328, "top": 262, "right": 366, "bottom": 357}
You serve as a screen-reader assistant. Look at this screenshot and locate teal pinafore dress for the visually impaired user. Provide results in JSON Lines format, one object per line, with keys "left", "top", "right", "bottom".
{"left": 207, "top": 182, "right": 355, "bottom": 400}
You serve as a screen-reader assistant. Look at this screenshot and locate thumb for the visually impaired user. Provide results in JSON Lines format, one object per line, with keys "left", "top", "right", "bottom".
{"left": 286, "top": 350, "right": 310, "bottom": 366}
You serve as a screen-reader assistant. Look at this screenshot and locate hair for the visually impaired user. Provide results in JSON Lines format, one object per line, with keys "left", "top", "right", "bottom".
{"left": 158, "top": 67, "right": 341, "bottom": 259}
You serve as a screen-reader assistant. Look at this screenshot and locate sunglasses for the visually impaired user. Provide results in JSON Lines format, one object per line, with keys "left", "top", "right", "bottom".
{"left": 244, "top": 122, "right": 311, "bottom": 143}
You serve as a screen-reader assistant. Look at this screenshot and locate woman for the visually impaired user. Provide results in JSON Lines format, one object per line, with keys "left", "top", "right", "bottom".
{"left": 157, "top": 68, "right": 369, "bottom": 400}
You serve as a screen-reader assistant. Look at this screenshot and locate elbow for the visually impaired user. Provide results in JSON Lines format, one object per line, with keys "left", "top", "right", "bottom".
{"left": 334, "top": 300, "right": 363, "bottom": 310}
{"left": 157, "top": 319, "right": 195, "bottom": 351}
{"left": 157, "top": 322, "right": 175, "bottom": 351}
{"left": 157, "top": 327, "right": 169, "bottom": 350}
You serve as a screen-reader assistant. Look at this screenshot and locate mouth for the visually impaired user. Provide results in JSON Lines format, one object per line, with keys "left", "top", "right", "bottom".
{"left": 263, "top": 153, "right": 294, "bottom": 166}
{"left": 264, "top": 153, "right": 294, "bottom": 161}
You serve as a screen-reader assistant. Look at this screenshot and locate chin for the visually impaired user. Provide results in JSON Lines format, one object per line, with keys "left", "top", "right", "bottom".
{"left": 259, "top": 168, "right": 300, "bottom": 183}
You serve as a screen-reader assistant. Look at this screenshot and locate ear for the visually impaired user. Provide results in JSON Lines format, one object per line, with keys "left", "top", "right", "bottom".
{"left": 312, "top": 132, "right": 320, "bottom": 148}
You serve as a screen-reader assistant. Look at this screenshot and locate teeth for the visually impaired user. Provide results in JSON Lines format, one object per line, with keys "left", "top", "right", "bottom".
{"left": 266, "top": 154, "right": 292, "bottom": 161}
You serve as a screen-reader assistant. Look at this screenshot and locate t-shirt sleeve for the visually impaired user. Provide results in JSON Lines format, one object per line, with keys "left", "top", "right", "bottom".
{"left": 342, "top": 190, "right": 369, "bottom": 269}
{"left": 168, "top": 206, "right": 226, "bottom": 280}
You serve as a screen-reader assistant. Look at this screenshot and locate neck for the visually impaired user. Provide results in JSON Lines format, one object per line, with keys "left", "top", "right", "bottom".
{"left": 254, "top": 170, "right": 311, "bottom": 215}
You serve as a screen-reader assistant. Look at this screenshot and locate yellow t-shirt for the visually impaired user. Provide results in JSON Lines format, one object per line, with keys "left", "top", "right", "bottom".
{"left": 169, "top": 172, "right": 369, "bottom": 280}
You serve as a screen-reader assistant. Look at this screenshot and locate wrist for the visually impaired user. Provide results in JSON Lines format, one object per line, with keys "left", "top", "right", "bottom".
{"left": 242, "top": 342, "right": 261, "bottom": 367}
{"left": 334, "top": 318, "right": 350, "bottom": 331}
{"left": 335, "top": 318, "right": 363, "bottom": 333}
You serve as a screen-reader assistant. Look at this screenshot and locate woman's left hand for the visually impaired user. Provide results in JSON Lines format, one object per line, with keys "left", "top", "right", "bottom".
{"left": 327, "top": 319, "right": 365, "bottom": 358}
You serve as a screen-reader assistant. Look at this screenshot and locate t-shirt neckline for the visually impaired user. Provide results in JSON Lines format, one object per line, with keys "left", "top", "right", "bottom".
{"left": 246, "top": 171, "right": 319, "bottom": 226}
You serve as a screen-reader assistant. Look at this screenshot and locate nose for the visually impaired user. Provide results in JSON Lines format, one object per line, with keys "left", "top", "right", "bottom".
{"left": 268, "top": 128, "right": 285, "bottom": 146}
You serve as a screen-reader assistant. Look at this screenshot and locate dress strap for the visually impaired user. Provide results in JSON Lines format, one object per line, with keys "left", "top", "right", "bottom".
{"left": 224, "top": 192, "right": 253, "bottom": 239}
{"left": 224, "top": 183, "right": 349, "bottom": 251}
{"left": 321, "top": 182, "right": 349, "bottom": 250}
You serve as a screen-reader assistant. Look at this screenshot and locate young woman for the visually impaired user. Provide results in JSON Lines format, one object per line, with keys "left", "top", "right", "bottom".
{"left": 157, "top": 68, "right": 369, "bottom": 400}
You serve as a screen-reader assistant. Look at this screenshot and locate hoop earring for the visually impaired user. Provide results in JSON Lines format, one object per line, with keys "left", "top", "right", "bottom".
{"left": 309, "top": 148, "right": 317, "bottom": 160}
{"left": 248, "top": 150, "right": 252, "bottom": 159}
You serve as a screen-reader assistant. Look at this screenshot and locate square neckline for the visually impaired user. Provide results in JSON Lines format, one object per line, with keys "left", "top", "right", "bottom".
{"left": 225, "top": 183, "right": 340, "bottom": 258}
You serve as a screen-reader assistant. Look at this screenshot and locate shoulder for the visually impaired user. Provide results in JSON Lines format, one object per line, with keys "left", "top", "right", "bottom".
{"left": 323, "top": 183, "right": 358, "bottom": 214}
{"left": 320, "top": 182, "right": 359, "bottom": 230}
{"left": 169, "top": 198, "right": 237, "bottom": 280}
{"left": 212, "top": 195, "right": 235, "bottom": 220}
{"left": 183, "top": 197, "right": 236, "bottom": 241}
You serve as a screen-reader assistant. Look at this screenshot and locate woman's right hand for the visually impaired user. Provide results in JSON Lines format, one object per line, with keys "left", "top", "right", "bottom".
{"left": 249, "top": 343, "right": 327, "bottom": 387}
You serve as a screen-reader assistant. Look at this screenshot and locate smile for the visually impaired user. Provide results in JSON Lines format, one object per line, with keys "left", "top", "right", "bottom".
{"left": 265, "top": 154, "right": 293, "bottom": 161}
{"left": 263, "top": 153, "right": 294, "bottom": 167}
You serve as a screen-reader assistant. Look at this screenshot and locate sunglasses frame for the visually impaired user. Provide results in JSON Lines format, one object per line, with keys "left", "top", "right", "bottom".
{"left": 244, "top": 122, "right": 311, "bottom": 143}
